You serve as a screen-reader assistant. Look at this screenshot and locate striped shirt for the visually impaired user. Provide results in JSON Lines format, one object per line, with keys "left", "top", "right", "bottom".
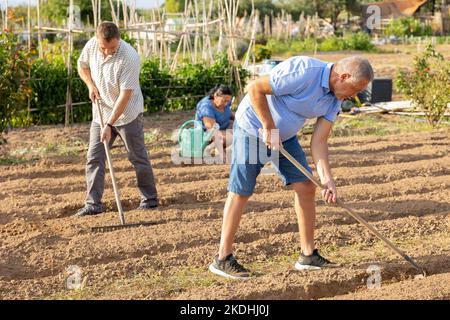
{"left": 78, "top": 37, "right": 144, "bottom": 126}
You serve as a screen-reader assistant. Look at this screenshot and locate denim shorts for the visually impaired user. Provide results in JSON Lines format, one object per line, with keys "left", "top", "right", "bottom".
{"left": 228, "top": 124, "right": 312, "bottom": 196}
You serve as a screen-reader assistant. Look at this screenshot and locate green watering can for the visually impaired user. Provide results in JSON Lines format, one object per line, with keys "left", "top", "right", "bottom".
{"left": 178, "top": 120, "right": 219, "bottom": 158}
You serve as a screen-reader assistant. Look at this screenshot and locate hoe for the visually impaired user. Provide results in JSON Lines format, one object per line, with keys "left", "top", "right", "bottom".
{"left": 90, "top": 100, "right": 159, "bottom": 233}
{"left": 280, "top": 146, "right": 427, "bottom": 276}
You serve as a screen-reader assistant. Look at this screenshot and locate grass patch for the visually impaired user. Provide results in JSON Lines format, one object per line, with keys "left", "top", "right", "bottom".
{"left": 46, "top": 288, "right": 93, "bottom": 300}
{"left": 0, "top": 155, "right": 39, "bottom": 165}
{"left": 45, "top": 266, "right": 221, "bottom": 300}
{"left": 321, "top": 231, "right": 450, "bottom": 266}
{"left": 0, "top": 138, "right": 87, "bottom": 166}
{"left": 300, "top": 113, "right": 439, "bottom": 138}
{"left": 123, "top": 267, "right": 220, "bottom": 297}
{"left": 144, "top": 132, "right": 159, "bottom": 144}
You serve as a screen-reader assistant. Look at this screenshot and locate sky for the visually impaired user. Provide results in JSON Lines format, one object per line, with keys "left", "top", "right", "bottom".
{"left": 2, "top": 0, "right": 163, "bottom": 9}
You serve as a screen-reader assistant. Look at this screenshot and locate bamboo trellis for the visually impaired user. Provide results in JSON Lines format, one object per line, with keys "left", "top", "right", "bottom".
{"left": 2, "top": 0, "right": 338, "bottom": 125}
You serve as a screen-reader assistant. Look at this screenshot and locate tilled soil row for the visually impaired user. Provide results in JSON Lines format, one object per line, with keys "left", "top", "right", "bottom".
{"left": 1, "top": 126, "right": 449, "bottom": 299}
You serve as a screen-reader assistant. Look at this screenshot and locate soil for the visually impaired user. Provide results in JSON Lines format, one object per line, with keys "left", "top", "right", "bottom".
{"left": 0, "top": 112, "right": 449, "bottom": 300}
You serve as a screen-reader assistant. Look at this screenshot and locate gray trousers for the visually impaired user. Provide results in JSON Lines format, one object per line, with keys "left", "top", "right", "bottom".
{"left": 85, "top": 113, "right": 157, "bottom": 209}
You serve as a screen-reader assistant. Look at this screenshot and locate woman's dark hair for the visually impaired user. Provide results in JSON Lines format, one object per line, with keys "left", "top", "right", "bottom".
{"left": 207, "top": 84, "right": 233, "bottom": 99}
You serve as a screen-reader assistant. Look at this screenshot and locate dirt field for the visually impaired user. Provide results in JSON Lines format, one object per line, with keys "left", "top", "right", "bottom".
{"left": 0, "top": 111, "right": 449, "bottom": 300}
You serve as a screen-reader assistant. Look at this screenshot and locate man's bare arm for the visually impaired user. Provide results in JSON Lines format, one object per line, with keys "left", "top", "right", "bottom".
{"left": 77, "top": 64, "right": 100, "bottom": 101}
{"left": 247, "top": 75, "right": 274, "bottom": 129}
{"left": 311, "top": 117, "right": 336, "bottom": 203}
{"left": 247, "top": 75, "right": 280, "bottom": 149}
{"left": 106, "top": 89, "right": 133, "bottom": 125}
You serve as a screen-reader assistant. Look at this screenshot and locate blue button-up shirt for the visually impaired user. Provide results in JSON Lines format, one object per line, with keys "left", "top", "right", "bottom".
{"left": 235, "top": 56, "right": 342, "bottom": 141}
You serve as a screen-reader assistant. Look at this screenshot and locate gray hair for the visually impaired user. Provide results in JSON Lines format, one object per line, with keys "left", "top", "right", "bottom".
{"left": 334, "top": 56, "right": 374, "bottom": 84}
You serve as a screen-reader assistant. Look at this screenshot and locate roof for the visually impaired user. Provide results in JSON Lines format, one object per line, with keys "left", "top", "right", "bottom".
{"left": 362, "top": 0, "right": 428, "bottom": 19}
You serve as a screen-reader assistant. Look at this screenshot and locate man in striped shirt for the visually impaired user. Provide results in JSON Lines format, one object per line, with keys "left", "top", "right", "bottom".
{"left": 75, "top": 22, "right": 158, "bottom": 216}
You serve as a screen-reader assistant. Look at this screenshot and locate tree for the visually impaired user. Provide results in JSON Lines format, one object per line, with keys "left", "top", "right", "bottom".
{"left": 0, "top": 31, "right": 31, "bottom": 142}
{"left": 239, "top": 0, "right": 277, "bottom": 17}
{"left": 275, "top": 0, "right": 316, "bottom": 20}
{"left": 41, "top": 0, "right": 112, "bottom": 25}
{"left": 165, "top": 0, "right": 186, "bottom": 13}
{"left": 312, "top": 0, "right": 359, "bottom": 28}
{"left": 273, "top": 0, "right": 362, "bottom": 26}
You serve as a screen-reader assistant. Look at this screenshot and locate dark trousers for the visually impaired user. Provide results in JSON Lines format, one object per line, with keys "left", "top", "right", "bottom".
{"left": 85, "top": 113, "right": 157, "bottom": 209}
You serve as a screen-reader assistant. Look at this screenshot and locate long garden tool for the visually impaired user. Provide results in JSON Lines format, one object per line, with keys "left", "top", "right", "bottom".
{"left": 279, "top": 146, "right": 426, "bottom": 276}
{"left": 90, "top": 99, "right": 158, "bottom": 233}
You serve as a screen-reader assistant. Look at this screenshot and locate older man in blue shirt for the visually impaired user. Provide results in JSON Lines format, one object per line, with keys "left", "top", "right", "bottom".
{"left": 209, "top": 56, "right": 374, "bottom": 279}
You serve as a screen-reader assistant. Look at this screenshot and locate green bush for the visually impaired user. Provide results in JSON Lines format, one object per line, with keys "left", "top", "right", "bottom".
{"left": 29, "top": 58, "right": 68, "bottom": 124}
{"left": 0, "top": 31, "right": 32, "bottom": 140}
{"left": 396, "top": 45, "right": 450, "bottom": 127}
{"left": 6, "top": 46, "right": 248, "bottom": 127}
{"left": 252, "top": 44, "right": 272, "bottom": 62}
{"left": 385, "top": 17, "right": 433, "bottom": 37}
{"left": 342, "top": 32, "right": 375, "bottom": 51}
{"left": 29, "top": 50, "right": 90, "bottom": 125}
{"left": 121, "top": 32, "right": 137, "bottom": 49}
{"left": 267, "top": 33, "right": 374, "bottom": 55}
{"left": 266, "top": 38, "right": 291, "bottom": 55}
{"left": 140, "top": 57, "right": 172, "bottom": 112}
{"left": 140, "top": 53, "right": 248, "bottom": 112}
{"left": 318, "top": 36, "right": 345, "bottom": 51}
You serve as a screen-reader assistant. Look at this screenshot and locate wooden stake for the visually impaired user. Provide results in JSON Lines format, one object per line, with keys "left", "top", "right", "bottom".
{"left": 91, "top": 0, "right": 97, "bottom": 28}
{"left": 65, "top": 0, "right": 74, "bottom": 126}
{"left": 37, "top": 0, "right": 43, "bottom": 59}
{"left": 4, "top": 0, "right": 8, "bottom": 30}
{"left": 122, "top": 0, "right": 127, "bottom": 29}
{"left": 27, "top": 0, "right": 31, "bottom": 51}
{"left": 116, "top": 0, "right": 120, "bottom": 25}
{"left": 0, "top": 3, "right": 3, "bottom": 31}
{"left": 193, "top": 0, "right": 199, "bottom": 63}
{"left": 98, "top": 0, "right": 102, "bottom": 24}
{"left": 108, "top": 0, "right": 118, "bottom": 24}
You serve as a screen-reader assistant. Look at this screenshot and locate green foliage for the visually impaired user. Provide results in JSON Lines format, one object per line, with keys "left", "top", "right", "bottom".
{"left": 244, "top": 44, "right": 272, "bottom": 62}
{"left": 121, "top": 32, "right": 137, "bottom": 49}
{"left": 396, "top": 45, "right": 450, "bottom": 127}
{"left": 252, "top": 44, "right": 272, "bottom": 62}
{"left": 0, "top": 31, "right": 31, "bottom": 138}
{"left": 267, "top": 32, "right": 374, "bottom": 55}
{"left": 384, "top": 17, "right": 433, "bottom": 38}
{"left": 3, "top": 34, "right": 246, "bottom": 127}
{"left": 140, "top": 53, "right": 249, "bottom": 112}
{"left": 239, "top": 0, "right": 277, "bottom": 17}
{"left": 274, "top": 0, "right": 316, "bottom": 20}
{"left": 29, "top": 50, "right": 90, "bottom": 125}
{"left": 140, "top": 57, "right": 172, "bottom": 112}
{"left": 341, "top": 32, "right": 374, "bottom": 51}
{"left": 165, "top": 0, "right": 185, "bottom": 13}
{"left": 41, "top": 0, "right": 112, "bottom": 25}
{"left": 29, "top": 58, "right": 68, "bottom": 124}
{"left": 318, "top": 36, "right": 345, "bottom": 51}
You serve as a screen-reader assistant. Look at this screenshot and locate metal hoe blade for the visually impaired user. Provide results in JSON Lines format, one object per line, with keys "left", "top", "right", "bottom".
{"left": 91, "top": 221, "right": 160, "bottom": 233}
